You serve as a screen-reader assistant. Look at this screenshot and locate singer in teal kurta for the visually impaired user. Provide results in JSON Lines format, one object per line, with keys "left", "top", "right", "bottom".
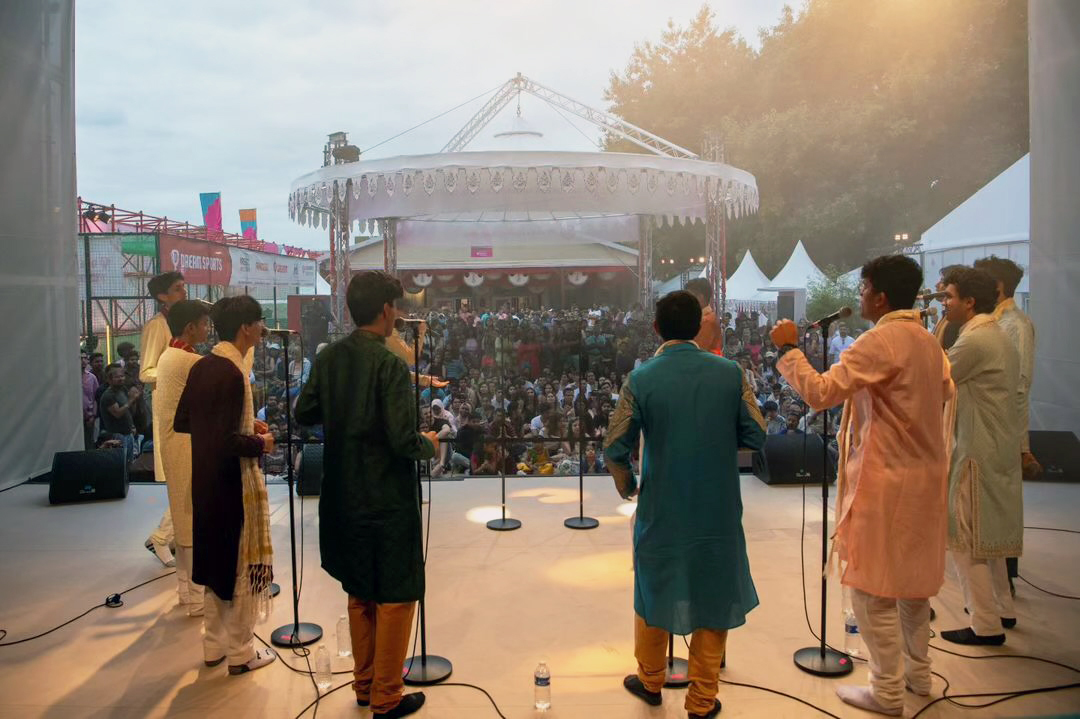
{"left": 605, "top": 341, "right": 766, "bottom": 634}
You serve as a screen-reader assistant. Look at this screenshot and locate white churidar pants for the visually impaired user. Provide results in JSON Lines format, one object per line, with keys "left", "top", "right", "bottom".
{"left": 203, "top": 588, "right": 256, "bottom": 666}
{"left": 950, "top": 552, "right": 1014, "bottom": 635}
{"left": 849, "top": 588, "right": 932, "bottom": 709}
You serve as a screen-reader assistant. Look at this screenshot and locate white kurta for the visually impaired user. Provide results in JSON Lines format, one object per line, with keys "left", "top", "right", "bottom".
{"left": 155, "top": 347, "right": 202, "bottom": 547}
{"left": 140, "top": 312, "right": 170, "bottom": 486}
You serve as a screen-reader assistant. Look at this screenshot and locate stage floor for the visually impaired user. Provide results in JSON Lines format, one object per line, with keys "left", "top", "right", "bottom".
{"left": 0, "top": 475, "right": 1077, "bottom": 718}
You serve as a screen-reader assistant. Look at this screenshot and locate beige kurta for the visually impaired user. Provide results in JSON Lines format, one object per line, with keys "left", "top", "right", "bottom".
{"left": 155, "top": 347, "right": 202, "bottom": 547}
{"left": 992, "top": 298, "right": 1035, "bottom": 453}
{"left": 947, "top": 313, "right": 1023, "bottom": 559}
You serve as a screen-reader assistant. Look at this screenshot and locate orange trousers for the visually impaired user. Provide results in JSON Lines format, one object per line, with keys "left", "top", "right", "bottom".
{"left": 635, "top": 614, "right": 728, "bottom": 715}
{"left": 347, "top": 597, "right": 416, "bottom": 714}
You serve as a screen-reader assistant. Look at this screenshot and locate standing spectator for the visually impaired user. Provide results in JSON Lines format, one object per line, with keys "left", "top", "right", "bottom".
{"left": 81, "top": 351, "right": 99, "bottom": 449}
{"left": 99, "top": 364, "right": 139, "bottom": 462}
{"left": 828, "top": 322, "right": 856, "bottom": 365}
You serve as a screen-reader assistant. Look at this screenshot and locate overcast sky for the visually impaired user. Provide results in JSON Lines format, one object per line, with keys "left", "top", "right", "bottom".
{"left": 76, "top": 0, "right": 789, "bottom": 251}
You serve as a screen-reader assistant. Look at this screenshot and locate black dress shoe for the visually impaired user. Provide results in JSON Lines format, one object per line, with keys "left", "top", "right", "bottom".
{"left": 941, "top": 627, "right": 1005, "bottom": 646}
{"left": 356, "top": 698, "right": 370, "bottom": 707}
{"left": 930, "top": 606, "right": 936, "bottom": 621}
{"left": 689, "top": 699, "right": 722, "bottom": 718}
{"left": 963, "top": 608, "right": 1017, "bottom": 629}
{"left": 373, "top": 692, "right": 425, "bottom": 718}
{"left": 623, "top": 675, "right": 662, "bottom": 706}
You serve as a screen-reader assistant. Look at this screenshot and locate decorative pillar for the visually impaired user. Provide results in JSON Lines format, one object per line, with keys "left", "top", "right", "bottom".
{"left": 638, "top": 215, "right": 654, "bottom": 309}
{"left": 379, "top": 218, "right": 398, "bottom": 277}
{"left": 330, "top": 180, "right": 351, "bottom": 333}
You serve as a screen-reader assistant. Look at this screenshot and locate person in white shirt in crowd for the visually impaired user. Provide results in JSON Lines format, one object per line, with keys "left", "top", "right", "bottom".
{"left": 828, "top": 322, "right": 856, "bottom": 365}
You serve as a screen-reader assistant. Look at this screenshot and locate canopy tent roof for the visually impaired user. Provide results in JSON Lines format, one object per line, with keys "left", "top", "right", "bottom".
{"left": 726, "top": 249, "right": 775, "bottom": 301}
{"left": 759, "top": 240, "right": 826, "bottom": 292}
{"left": 922, "top": 154, "right": 1029, "bottom": 252}
{"left": 289, "top": 149, "right": 759, "bottom": 230}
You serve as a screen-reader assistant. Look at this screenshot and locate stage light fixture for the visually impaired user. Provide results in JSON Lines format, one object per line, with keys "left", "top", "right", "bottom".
{"left": 97, "top": 211, "right": 111, "bottom": 223}
{"left": 699, "top": 256, "right": 706, "bottom": 263}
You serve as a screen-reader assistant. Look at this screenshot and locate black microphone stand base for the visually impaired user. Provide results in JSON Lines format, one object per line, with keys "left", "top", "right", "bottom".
{"left": 486, "top": 517, "right": 521, "bottom": 531}
{"left": 793, "top": 646, "right": 853, "bottom": 677}
{"left": 269, "top": 582, "right": 281, "bottom": 598}
{"left": 664, "top": 657, "right": 690, "bottom": 687}
{"left": 404, "top": 654, "right": 453, "bottom": 685}
{"left": 564, "top": 516, "right": 599, "bottom": 530}
{"left": 271, "top": 622, "right": 323, "bottom": 648}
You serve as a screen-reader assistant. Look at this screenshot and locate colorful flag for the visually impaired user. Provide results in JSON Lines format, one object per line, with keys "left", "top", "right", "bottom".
{"left": 199, "top": 192, "right": 222, "bottom": 233}
{"left": 239, "top": 208, "right": 258, "bottom": 241}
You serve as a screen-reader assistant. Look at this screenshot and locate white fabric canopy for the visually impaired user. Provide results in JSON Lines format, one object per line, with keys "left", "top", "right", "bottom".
{"left": 726, "top": 249, "right": 775, "bottom": 301}
{"left": 289, "top": 149, "right": 759, "bottom": 228}
{"left": 759, "top": 241, "right": 826, "bottom": 292}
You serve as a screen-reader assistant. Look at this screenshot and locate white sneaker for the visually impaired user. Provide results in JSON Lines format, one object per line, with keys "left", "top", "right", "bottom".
{"left": 228, "top": 648, "right": 276, "bottom": 675}
{"left": 186, "top": 603, "right": 205, "bottom": 618}
{"left": 836, "top": 686, "right": 902, "bottom": 716}
{"left": 145, "top": 537, "right": 175, "bottom": 568}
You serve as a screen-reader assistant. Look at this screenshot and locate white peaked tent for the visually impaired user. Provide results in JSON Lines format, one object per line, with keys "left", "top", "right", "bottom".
{"left": 759, "top": 240, "right": 827, "bottom": 320}
{"left": 726, "top": 249, "right": 775, "bottom": 303}
{"left": 920, "top": 154, "right": 1030, "bottom": 299}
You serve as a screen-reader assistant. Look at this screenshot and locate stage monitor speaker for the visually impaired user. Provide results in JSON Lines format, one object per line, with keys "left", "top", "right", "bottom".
{"left": 49, "top": 448, "right": 129, "bottom": 504}
{"left": 1028, "top": 430, "right": 1080, "bottom": 483}
{"left": 752, "top": 433, "right": 835, "bottom": 486}
{"left": 297, "top": 444, "right": 324, "bottom": 496}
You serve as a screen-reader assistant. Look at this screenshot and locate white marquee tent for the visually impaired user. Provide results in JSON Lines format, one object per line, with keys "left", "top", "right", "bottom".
{"left": 919, "top": 154, "right": 1030, "bottom": 302}
{"left": 758, "top": 240, "right": 827, "bottom": 320}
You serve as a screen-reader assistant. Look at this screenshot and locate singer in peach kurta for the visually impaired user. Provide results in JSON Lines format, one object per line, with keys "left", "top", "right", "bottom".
{"left": 777, "top": 311, "right": 954, "bottom": 599}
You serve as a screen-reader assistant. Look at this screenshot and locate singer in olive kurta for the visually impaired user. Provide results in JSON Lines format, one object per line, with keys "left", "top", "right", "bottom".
{"left": 295, "top": 329, "right": 435, "bottom": 603}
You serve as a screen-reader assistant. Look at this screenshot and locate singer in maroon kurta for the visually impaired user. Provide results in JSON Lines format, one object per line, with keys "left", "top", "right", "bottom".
{"left": 174, "top": 353, "right": 265, "bottom": 600}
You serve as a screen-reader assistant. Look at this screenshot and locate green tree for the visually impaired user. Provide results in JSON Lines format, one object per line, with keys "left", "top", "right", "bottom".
{"left": 805, "top": 266, "right": 864, "bottom": 330}
{"left": 606, "top": 0, "right": 1029, "bottom": 276}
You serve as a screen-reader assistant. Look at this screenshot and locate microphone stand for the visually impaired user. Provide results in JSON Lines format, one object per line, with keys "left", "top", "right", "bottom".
{"left": 565, "top": 332, "right": 598, "bottom": 530}
{"left": 271, "top": 331, "right": 322, "bottom": 648}
{"left": 793, "top": 319, "right": 852, "bottom": 677}
{"left": 405, "top": 323, "right": 453, "bottom": 684}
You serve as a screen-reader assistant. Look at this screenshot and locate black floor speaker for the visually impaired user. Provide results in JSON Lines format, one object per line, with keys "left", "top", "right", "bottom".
{"left": 297, "top": 444, "right": 324, "bottom": 496}
{"left": 752, "top": 433, "right": 835, "bottom": 485}
{"left": 49, "top": 448, "right": 129, "bottom": 504}
{"left": 1028, "top": 430, "right": 1080, "bottom": 483}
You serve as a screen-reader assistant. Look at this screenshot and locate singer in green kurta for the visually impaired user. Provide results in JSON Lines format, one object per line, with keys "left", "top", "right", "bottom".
{"left": 605, "top": 291, "right": 766, "bottom": 718}
{"left": 295, "top": 328, "right": 435, "bottom": 603}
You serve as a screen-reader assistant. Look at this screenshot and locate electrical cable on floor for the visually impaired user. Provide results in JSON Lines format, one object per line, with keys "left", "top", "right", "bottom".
{"left": 0, "top": 571, "right": 176, "bottom": 646}
{"left": 1024, "top": 525, "right": 1080, "bottom": 535}
{"left": 0, "top": 478, "right": 30, "bottom": 493}
{"left": 1017, "top": 574, "right": 1080, "bottom": 601}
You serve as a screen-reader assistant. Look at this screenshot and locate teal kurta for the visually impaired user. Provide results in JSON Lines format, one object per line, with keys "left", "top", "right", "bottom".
{"left": 604, "top": 343, "right": 766, "bottom": 634}
{"left": 295, "top": 330, "right": 435, "bottom": 603}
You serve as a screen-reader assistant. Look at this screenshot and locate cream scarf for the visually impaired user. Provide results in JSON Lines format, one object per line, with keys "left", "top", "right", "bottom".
{"left": 211, "top": 341, "right": 274, "bottom": 623}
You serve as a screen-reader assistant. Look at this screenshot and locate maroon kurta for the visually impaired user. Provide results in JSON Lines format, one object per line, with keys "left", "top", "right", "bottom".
{"left": 174, "top": 354, "right": 264, "bottom": 600}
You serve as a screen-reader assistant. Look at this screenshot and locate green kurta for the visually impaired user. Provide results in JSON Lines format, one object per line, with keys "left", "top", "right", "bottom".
{"left": 604, "top": 342, "right": 766, "bottom": 634}
{"left": 295, "top": 330, "right": 435, "bottom": 603}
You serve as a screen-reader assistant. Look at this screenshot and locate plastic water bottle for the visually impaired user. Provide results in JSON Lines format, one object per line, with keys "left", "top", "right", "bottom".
{"left": 314, "top": 644, "right": 332, "bottom": 691}
{"left": 533, "top": 660, "right": 551, "bottom": 711}
{"left": 337, "top": 615, "right": 352, "bottom": 658}
{"left": 841, "top": 588, "right": 863, "bottom": 658}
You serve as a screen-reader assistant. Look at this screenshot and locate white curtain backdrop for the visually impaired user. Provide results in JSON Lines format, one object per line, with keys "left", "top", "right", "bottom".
{"left": 0, "top": 1, "right": 82, "bottom": 488}
{"left": 1029, "top": 0, "right": 1080, "bottom": 436}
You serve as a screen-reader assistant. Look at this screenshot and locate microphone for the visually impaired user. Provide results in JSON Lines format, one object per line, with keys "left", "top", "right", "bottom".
{"left": 918, "top": 288, "right": 948, "bottom": 302}
{"left": 394, "top": 317, "right": 426, "bottom": 331}
{"left": 807, "top": 306, "right": 852, "bottom": 329}
{"left": 267, "top": 328, "right": 299, "bottom": 334}
{"left": 919, "top": 306, "right": 939, "bottom": 319}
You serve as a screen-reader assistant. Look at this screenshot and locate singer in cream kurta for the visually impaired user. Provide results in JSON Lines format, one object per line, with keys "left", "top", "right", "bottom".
{"left": 155, "top": 344, "right": 202, "bottom": 546}
{"left": 992, "top": 298, "right": 1034, "bottom": 453}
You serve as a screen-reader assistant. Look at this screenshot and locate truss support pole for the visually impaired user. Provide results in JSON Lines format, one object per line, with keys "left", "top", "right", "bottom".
{"left": 638, "top": 215, "right": 654, "bottom": 310}
{"left": 331, "top": 181, "right": 351, "bottom": 333}
{"left": 703, "top": 136, "right": 727, "bottom": 319}
{"left": 380, "top": 218, "right": 398, "bottom": 278}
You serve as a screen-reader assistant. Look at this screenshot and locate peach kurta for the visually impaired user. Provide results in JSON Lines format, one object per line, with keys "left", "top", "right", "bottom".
{"left": 777, "top": 311, "right": 954, "bottom": 599}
